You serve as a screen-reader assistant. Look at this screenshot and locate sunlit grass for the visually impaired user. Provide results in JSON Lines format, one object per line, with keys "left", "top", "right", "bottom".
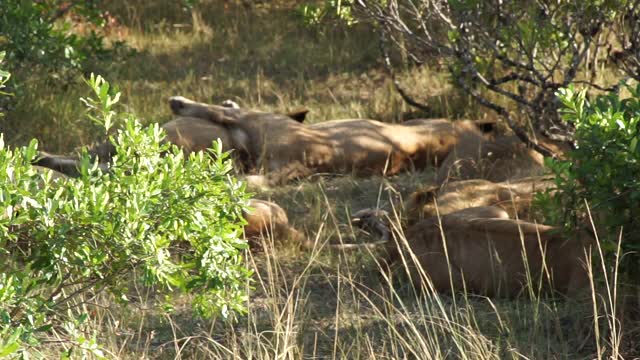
{"left": 70, "top": 184, "right": 629, "bottom": 359}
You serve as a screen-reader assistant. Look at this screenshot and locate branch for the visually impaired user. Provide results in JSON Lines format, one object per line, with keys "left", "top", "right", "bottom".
{"left": 487, "top": 72, "right": 542, "bottom": 87}
{"left": 451, "top": 67, "right": 556, "bottom": 158}
{"left": 455, "top": 46, "right": 539, "bottom": 110}
{"left": 572, "top": 78, "right": 631, "bottom": 93}
{"left": 48, "top": 1, "right": 77, "bottom": 24}
{"left": 379, "top": 32, "right": 431, "bottom": 113}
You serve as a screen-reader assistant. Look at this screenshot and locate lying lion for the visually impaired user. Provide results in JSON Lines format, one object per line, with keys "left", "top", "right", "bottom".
{"left": 245, "top": 199, "right": 389, "bottom": 251}
{"left": 168, "top": 96, "right": 498, "bottom": 183}
{"left": 435, "top": 133, "right": 547, "bottom": 183}
{"left": 7, "top": 166, "right": 306, "bottom": 249}
{"left": 353, "top": 206, "right": 594, "bottom": 297}
{"left": 405, "top": 176, "right": 555, "bottom": 224}
{"left": 33, "top": 116, "right": 242, "bottom": 176}
{"left": 34, "top": 100, "right": 308, "bottom": 177}
{"left": 243, "top": 199, "right": 306, "bottom": 249}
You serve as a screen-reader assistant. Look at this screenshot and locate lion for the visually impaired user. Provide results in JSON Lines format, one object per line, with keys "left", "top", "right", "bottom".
{"left": 243, "top": 199, "right": 306, "bottom": 249}
{"left": 352, "top": 206, "right": 594, "bottom": 297}
{"left": 435, "top": 133, "right": 547, "bottom": 184}
{"left": 33, "top": 116, "right": 239, "bottom": 176}
{"left": 168, "top": 96, "right": 495, "bottom": 183}
{"left": 405, "top": 176, "right": 555, "bottom": 224}
{"left": 33, "top": 101, "right": 309, "bottom": 177}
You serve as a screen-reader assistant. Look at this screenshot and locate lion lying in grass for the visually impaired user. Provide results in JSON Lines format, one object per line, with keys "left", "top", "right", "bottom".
{"left": 352, "top": 173, "right": 594, "bottom": 297}
{"left": 353, "top": 205, "right": 594, "bottom": 297}
{"left": 405, "top": 176, "right": 555, "bottom": 224}
{"left": 10, "top": 166, "right": 305, "bottom": 249}
{"left": 33, "top": 116, "right": 241, "bottom": 176}
{"left": 243, "top": 199, "right": 305, "bottom": 249}
{"left": 33, "top": 100, "right": 308, "bottom": 177}
{"left": 168, "top": 96, "right": 499, "bottom": 183}
{"left": 435, "top": 133, "right": 547, "bottom": 183}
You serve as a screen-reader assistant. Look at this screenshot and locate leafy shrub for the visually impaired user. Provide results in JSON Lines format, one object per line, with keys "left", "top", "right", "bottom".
{"left": 0, "top": 52, "right": 9, "bottom": 94}
{"left": 351, "top": 0, "right": 639, "bottom": 157}
{"left": 0, "top": 51, "right": 10, "bottom": 118}
{"left": 0, "top": 1, "right": 116, "bottom": 74}
{"left": 298, "top": 0, "right": 357, "bottom": 26}
{"left": 536, "top": 85, "right": 640, "bottom": 274}
{"left": 0, "top": 75, "right": 251, "bottom": 357}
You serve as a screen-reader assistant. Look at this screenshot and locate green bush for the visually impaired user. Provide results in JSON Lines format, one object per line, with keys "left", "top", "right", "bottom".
{"left": 0, "top": 75, "right": 251, "bottom": 357}
{"left": 536, "top": 85, "right": 640, "bottom": 274}
{"left": 0, "top": 51, "right": 9, "bottom": 118}
{"left": 0, "top": 52, "right": 8, "bottom": 94}
{"left": 298, "top": 0, "right": 357, "bottom": 26}
{"left": 0, "top": 1, "right": 115, "bottom": 74}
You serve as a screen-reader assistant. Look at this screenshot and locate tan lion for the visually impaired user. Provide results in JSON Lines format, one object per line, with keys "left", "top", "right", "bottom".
{"left": 34, "top": 100, "right": 308, "bottom": 177}
{"left": 405, "top": 176, "right": 555, "bottom": 224}
{"left": 33, "top": 116, "right": 240, "bottom": 176}
{"left": 243, "top": 199, "right": 305, "bottom": 249}
{"left": 353, "top": 206, "right": 594, "bottom": 297}
{"left": 435, "top": 134, "right": 547, "bottom": 184}
{"left": 168, "top": 96, "right": 495, "bottom": 183}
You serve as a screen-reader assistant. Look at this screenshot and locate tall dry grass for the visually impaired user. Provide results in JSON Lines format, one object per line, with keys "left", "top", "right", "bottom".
{"left": 1, "top": 0, "right": 474, "bottom": 154}
{"left": 33, "top": 175, "right": 631, "bottom": 359}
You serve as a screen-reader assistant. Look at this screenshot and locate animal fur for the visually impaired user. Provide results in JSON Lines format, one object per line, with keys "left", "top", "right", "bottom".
{"left": 354, "top": 206, "right": 594, "bottom": 297}
{"left": 168, "top": 96, "right": 493, "bottom": 183}
{"left": 436, "top": 134, "right": 546, "bottom": 183}
{"left": 33, "top": 102, "right": 308, "bottom": 177}
{"left": 243, "top": 199, "right": 305, "bottom": 249}
{"left": 405, "top": 176, "right": 555, "bottom": 224}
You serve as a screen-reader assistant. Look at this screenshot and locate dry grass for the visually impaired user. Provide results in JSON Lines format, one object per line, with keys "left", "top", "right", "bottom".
{"left": 2, "top": 0, "right": 474, "bottom": 153}
{"left": 4, "top": 0, "right": 639, "bottom": 358}
{"left": 35, "top": 172, "right": 638, "bottom": 359}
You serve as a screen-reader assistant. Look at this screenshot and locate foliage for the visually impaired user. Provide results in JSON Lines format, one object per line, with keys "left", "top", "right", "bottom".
{"left": 0, "top": 1, "right": 128, "bottom": 80}
{"left": 0, "top": 51, "right": 10, "bottom": 119}
{"left": 0, "top": 74, "right": 251, "bottom": 357}
{"left": 356, "top": 0, "right": 638, "bottom": 156}
{"left": 535, "top": 85, "right": 640, "bottom": 274}
{"left": 611, "top": 1, "right": 640, "bottom": 82}
{"left": 298, "top": 0, "right": 358, "bottom": 26}
{"left": 0, "top": 52, "right": 9, "bottom": 94}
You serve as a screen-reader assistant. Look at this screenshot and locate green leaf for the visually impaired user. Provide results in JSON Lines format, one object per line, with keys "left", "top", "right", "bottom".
{"left": 0, "top": 342, "right": 20, "bottom": 357}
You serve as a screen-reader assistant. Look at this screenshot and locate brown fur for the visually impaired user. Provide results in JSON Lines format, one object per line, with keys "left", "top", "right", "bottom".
{"left": 358, "top": 206, "right": 593, "bottom": 296}
{"left": 244, "top": 199, "right": 387, "bottom": 251}
{"left": 242, "top": 199, "right": 305, "bottom": 249}
{"left": 33, "top": 100, "right": 308, "bottom": 177}
{"left": 169, "top": 96, "right": 490, "bottom": 183}
{"left": 436, "top": 134, "right": 546, "bottom": 183}
{"left": 33, "top": 116, "right": 242, "bottom": 177}
{"left": 405, "top": 176, "right": 555, "bottom": 224}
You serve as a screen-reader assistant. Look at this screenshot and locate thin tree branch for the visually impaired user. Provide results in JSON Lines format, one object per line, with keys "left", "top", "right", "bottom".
{"left": 451, "top": 67, "right": 556, "bottom": 158}
{"left": 379, "top": 33, "right": 431, "bottom": 113}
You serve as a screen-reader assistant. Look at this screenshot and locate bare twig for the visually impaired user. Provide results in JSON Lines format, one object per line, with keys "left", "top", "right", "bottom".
{"left": 379, "top": 32, "right": 431, "bottom": 113}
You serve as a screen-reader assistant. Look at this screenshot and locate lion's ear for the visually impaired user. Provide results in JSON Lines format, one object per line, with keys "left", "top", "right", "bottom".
{"left": 408, "top": 186, "right": 439, "bottom": 207}
{"left": 286, "top": 108, "right": 309, "bottom": 123}
{"left": 474, "top": 119, "right": 496, "bottom": 134}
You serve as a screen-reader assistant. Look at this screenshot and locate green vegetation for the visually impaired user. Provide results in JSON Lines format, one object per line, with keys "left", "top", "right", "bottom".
{"left": 355, "top": 0, "right": 637, "bottom": 156}
{"left": 0, "top": 51, "right": 10, "bottom": 100}
{"left": 0, "top": 1, "right": 122, "bottom": 76}
{"left": 539, "top": 85, "right": 640, "bottom": 273}
{"left": 0, "top": 74, "right": 250, "bottom": 357}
